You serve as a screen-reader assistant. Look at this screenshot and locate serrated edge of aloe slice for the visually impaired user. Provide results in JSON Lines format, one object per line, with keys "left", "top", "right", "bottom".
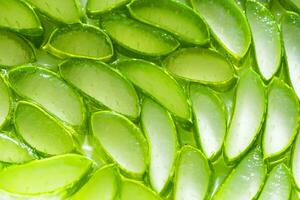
{"left": 0, "top": 75, "right": 13, "bottom": 130}
{"left": 86, "top": 0, "right": 131, "bottom": 17}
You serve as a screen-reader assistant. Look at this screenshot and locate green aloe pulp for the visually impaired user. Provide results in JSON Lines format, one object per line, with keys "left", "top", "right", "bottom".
{"left": 0, "top": 76, "right": 10, "bottom": 128}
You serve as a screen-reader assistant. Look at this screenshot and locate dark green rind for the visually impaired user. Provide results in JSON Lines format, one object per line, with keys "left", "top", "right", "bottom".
{"left": 86, "top": 0, "right": 131, "bottom": 17}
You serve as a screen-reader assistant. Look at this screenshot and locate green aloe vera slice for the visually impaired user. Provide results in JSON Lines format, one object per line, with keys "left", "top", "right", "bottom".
{"left": 224, "top": 69, "right": 265, "bottom": 162}
{"left": 174, "top": 145, "right": 211, "bottom": 200}
{"left": 116, "top": 59, "right": 191, "bottom": 121}
{"left": 59, "top": 59, "right": 140, "bottom": 119}
{"left": 127, "top": 0, "right": 209, "bottom": 45}
{"left": 91, "top": 111, "right": 147, "bottom": 178}
{"left": 292, "top": 133, "right": 300, "bottom": 189}
{"left": 191, "top": 0, "right": 251, "bottom": 59}
{"left": 45, "top": 24, "right": 113, "bottom": 61}
{"left": 0, "top": 76, "right": 10, "bottom": 128}
{"left": 190, "top": 84, "right": 227, "bottom": 160}
{"left": 100, "top": 13, "right": 179, "bottom": 57}
{"left": 8, "top": 66, "right": 85, "bottom": 126}
{"left": 14, "top": 101, "right": 75, "bottom": 155}
{"left": 246, "top": 1, "right": 282, "bottom": 80}
{"left": 262, "top": 78, "right": 299, "bottom": 159}
{"left": 87, "top": 0, "right": 130, "bottom": 17}
{"left": 141, "top": 98, "right": 178, "bottom": 193}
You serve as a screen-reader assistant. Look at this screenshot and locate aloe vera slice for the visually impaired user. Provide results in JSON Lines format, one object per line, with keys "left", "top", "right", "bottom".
{"left": 246, "top": 1, "right": 282, "bottom": 80}
{"left": 191, "top": 0, "right": 251, "bottom": 59}
{"left": 91, "top": 111, "right": 147, "bottom": 178}
{"left": 101, "top": 13, "right": 179, "bottom": 57}
{"left": 262, "top": 78, "right": 299, "bottom": 159}
{"left": 141, "top": 98, "right": 178, "bottom": 193}
{"left": 8, "top": 66, "right": 85, "bottom": 126}
{"left": 224, "top": 69, "right": 265, "bottom": 162}
{"left": 292, "top": 133, "right": 300, "bottom": 189}
{"left": 117, "top": 59, "right": 190, "bottom": 121}
{"left": 0, "top": 76, "right": 10, "bottom": 128}
{"left": 60, "top": 59, "right": 140, "bottom": 119}
{"left": 174, "top": 145, "right": 211, "bottom": 200}
{"left": 128, "top": 0, "right": 209, "bottom": 45}
{"left": 190, "top": 84, "right": 227, "bottom": 160}
{"left": 45, "top": 24, "right": 113, "bottom": 61}
{"left": 87, "top": 0, "right": 130, "bottom": 17}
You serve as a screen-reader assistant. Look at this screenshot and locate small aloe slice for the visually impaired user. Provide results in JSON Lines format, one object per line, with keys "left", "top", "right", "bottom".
{"left": 116, "top": 59, "right": 191, "bottom": 121}
{"left": 0, "top": 76, "right": 10, "bottom": 128}
{"left": 292, "top": 133, "right": 300, "bottom": 189}
{"left": 190, "top": 84, "right": 227, "bottom": 160}
{"left": 174, "top": 145, "right": 211, "bottom": 200}
{"left": 262, "top": 78, "right": 299, "bottom": 159}
{"left": 87, "top": 0, "right": 130, "bottom": 17}
{"left": 59, "top": 59, "right": 140, "bottom": 119}
{"left": 246, "top": 1, "right": 282, "bottom": 80}
{"left": 101, "top": 13, "right": 179, "bottom": 57}
{"left": 128, "top": 0, "right": 209, "bottom": 45}
{"left": 224, "top": 69, "right": 265, "bottom": 162}
{"left": 141, "top": 98, "right": 178, "bottom": 193}
{"left": 8, "top": 66, "right": 85, "bottom": 126}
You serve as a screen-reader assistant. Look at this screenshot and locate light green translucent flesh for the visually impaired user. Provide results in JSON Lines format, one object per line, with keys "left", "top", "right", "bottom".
{"left": 128, "top": 0, "right": 209, "bottom": 45}
{"left": 8, "top": 66, "right": 85, "bottom": 126}
{"left": 0, "top": 76, "right": 10, "bottom": 127}
{"left": 190, "top": 84, "right": 226, "bottom": 159}
{"left": 293, "top": 134, "right": 300, "bottom": 189}
{"left": 87, "top": 0, "right": 130, "bottom": 14}
{"left": 117, "top": 60, "right": 190, "bottom": 120}
{"left": 120, "top": 180, "right": 161, "bottom": 200}
{"left": 174, "top": 146, "right": 211, "bottom": 200}
{"left": 191, "top": 0, "right": 251, "bottom": 58}
{"left": 141, "top": 99, "right": 177, "bottom": 193}
{"left": 60, "top": 59, "right": 140, "bottom": 119}
{"left": 225, "top": 69, "right": 265, "bottom": 162}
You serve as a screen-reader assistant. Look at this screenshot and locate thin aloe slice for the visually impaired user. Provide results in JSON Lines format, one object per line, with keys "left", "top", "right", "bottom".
{"left": 87, "top": 0, "right": 130, "bottom": 17}
{"left": 116, "top": 59, "right": 190, "bottom": 121}
{"left": 190, "top": 84, "right": 227, "bottom": 160}
{"left": 8, "top": 66, "right": 85, "bottom": 126}
{"left": 191, "top": 0, "right": 251, "bottom": 59}
{"left": 0, "top": 76, "right": 10, "bottom": 128}
{"left": 246, "top": 1, "right": 282, "bottom": 80}
{"left": 141, "top": 98, "right": 178, "bottom": 193}
{"left": 101, "top": 13, "right": 179, "bottom": 57}
{"left": 45, "top": 24, "right": 113, "bottom": 61}
{"left": 128, "top": 0, "right": 209, "bottom": 45}
{"left": 59, "top": 59, "right": 140, "bottom": 119}
{"left": 91, "top": 111, "right": 147, "bottom": 178}
{"left": 174, "top": 145, "right": 211, "bottom": 200}
{"left": 262, "top": 78, "right": 299, "bottom": 159}
{"left": 292, "top": 133, "right": 300, "bottom": 189}
{"left": 224, "top": 69, "right": 265, "bottom": 162}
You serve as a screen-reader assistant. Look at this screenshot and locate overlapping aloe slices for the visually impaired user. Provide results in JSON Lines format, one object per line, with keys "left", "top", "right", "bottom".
{"left": 87, "top": 0, "right": 131, "bottom": 17}
{"left": 0, "top": 76, "right": 10, "bottom": 128}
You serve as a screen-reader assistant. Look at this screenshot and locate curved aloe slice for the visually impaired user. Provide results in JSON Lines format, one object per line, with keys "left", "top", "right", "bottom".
{"left": 101, "top": 13, "right": 179, "bottom": 57}
{"left": 224, "top": 69, "right": 265, "bottom": 162}
{"left": 8, "top": 66, "right": 85, "bottom": 126}
{"left": 141, "top": 98, "right": 178, "bottom": 193}
{"left": 262, "top": 78, "right": 299, "bottom": 159}
{"left": 116, "top": 59, "right": 190, "bottom": 121}
{"left": 190, "top": 84, "right": 227, "bottom": 160}
{"left": 0, "top": 76, "right": 10, "bottom": 128}
{"left": 91, "top": 111, "right": 147, "bottom": 178}
{"left": 59, "top": 59, "right": 140, "bottom": 119}
{"left": 128, "top": 0, "right": 209, "bottom": 45}
{"left": 45, "top": 24, "right": 113, "bottom": 61}
{"left": 246, "top": 1, "right": 282, "bottom": 80}
{"left": 191, "top": 0, "right": 251, "bottom": 59}
{"left": 174, "top": 145, "right": 211, "bottom": 200}
{"left": 87, "top": 0, "right": 130, "bottom": 17}
{"left": 292, "top": 134, "right": 300, "bottom": 189}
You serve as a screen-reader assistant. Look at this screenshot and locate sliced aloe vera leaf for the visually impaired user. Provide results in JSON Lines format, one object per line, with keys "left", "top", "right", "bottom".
{"left": 87, "top": 0, "right": 130, "bottom": 17}
{"left": 224, "top": 69, "right": 266, "bottom": 162}
{"left": 262, "top": 78, "right": 299, "bottom": 159}
{"left": 292, "top": 133, "right": 300, "bottom": 189}
{"left": 190, "top": 84, "right": 227, "bottom": 160}
{"left": 128, "top": 0, "right": 209, "bottom": 45}
{"left": 101, "top": 13, "right": 179, "bottom": 57}
{"left": 0, "top": 76, "right": 10, "bottom": 128}
{"left": 8, "top": 66, "right": 85, "bottom": 126}
{"left": 116, "top": 59, "right": 191, "bottom": 121}
{"left": 191, "top": 0, "right": 251, "bottom": 59}
{"left": 59, "top": 59, "right": 140, "bottom": 119}
{"left": 246, "top": 1, "right": 282, "bottom": 80}
{"left": 45, "top": 24, "right": 113, "bottom": 61}
{"left": 174, "top": 145, "right": 211, "bottom": 200}
{"left": 141, "top": 98, "right": 178, "bottom": 193}
{"left": 91, "top": 111, "right": 147, "bottom": 178}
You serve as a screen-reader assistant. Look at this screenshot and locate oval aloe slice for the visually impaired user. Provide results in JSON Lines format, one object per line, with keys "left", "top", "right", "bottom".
{"left": 87, "top": 0, "right": 130, "bottom": 17}
{"left": 141, "top": 98, "right": 178, "bottom": 193}
{"left": 224, "top": 69, "right": 266, "bottom": 162}
{"left": 59, "top": 59, "right": 140, "bottom": 119}
{"left": 0, "top": 76, "right": 10, "bottom": 128}
{"left": 8, "top": 66, "right": 85, "bottom": 126}
{"left": 127, "top": 0, "right": 209, "bottom": 45}
{"left": 191, "top": 0, "right": 251, "bottom": 59}
{"left": 116, "top": 59, "right": 191, "bottom": 121}
{"left": 101, "top": 13, "right": 179, "bottom": 57}
{"left": 174, "top": 145, "right": 211, "bottom": 200}
{"left": 292, "top": 133, "right": 300, "bottom": 190}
